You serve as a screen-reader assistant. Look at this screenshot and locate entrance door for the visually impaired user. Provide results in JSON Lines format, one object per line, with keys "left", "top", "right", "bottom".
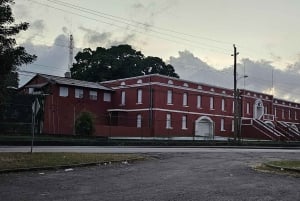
{"left": 195, "top": 116, "right": 214, "bottom": 139}
{"left": 253, "top": 99, "right": 264, "bottom": 119}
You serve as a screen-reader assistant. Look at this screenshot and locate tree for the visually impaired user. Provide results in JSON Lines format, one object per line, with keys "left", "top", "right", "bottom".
{"left": 0, "top": 0, "right": 36, "bottom": 103}
{"left": 71, "top": 44, "right": 179, "bottom": 82}
{"left": 75, "top": 111, "right": 95, "bottom": 136}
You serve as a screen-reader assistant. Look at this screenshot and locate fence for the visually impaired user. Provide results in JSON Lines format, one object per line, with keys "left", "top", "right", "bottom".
{"left": 0, "top": 94, "right": 39, "bottom": 135}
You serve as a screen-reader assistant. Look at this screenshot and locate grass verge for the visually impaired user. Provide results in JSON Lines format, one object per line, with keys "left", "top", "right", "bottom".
{"left": 254, "top": 160, "right": 300, "bottom": 177}
{"left": 0, "top": 152, "right": 144, "bottom": 172}
{"left": 266, "top": 160, "right": 300, "bottom": 170}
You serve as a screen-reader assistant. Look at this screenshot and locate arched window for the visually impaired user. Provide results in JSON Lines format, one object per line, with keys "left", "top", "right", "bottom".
{"left": 168, "top": 80, "right": 173, "bottom": 85}
{"left": 137, "top": 79, "right": 142, "bottom": 84}
{"left": 183, "top": 83, "right": 189, "bottom": 87}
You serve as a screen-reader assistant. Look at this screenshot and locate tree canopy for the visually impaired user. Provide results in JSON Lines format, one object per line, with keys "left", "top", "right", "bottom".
{"left": 0, "top": 0, "right": 36, "bottom": 103}
{"left": 70, "top": 44, "right": 179, "bottom": 82}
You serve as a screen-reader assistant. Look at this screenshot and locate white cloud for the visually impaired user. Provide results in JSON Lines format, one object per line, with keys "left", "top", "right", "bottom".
{"left": 169, "top": 50, "right": 300, "bottom": 102}
{"left": 19, "top": 34, "right": 80, "bottom": 86}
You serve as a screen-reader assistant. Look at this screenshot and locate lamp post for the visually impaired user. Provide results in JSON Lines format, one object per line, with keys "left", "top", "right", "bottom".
{"left": 232, "top": 45, "right": 239, "bottom": 143}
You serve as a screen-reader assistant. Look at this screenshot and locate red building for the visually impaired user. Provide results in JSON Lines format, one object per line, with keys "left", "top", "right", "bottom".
{"left": 21, "top": 73, "right": 300, "bottom": 141}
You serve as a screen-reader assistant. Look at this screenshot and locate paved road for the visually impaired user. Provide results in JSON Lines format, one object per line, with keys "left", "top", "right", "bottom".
{"left": 0, "top": 149, "right": 299, "bottom": 201}
{"left": 1, "top": 146, "right": 300, "bottom": 153}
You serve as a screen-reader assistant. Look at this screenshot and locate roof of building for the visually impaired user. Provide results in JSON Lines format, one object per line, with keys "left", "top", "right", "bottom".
{"left": 22, "top": 74, "right": 113, "bottom": 91}
{"left": 24, "top": 82, "right": 49, "bottom": 89}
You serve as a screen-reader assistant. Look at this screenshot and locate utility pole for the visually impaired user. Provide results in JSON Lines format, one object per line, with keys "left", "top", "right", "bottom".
{"left": 232, "top": 44, "right": 239, "bottom": 142}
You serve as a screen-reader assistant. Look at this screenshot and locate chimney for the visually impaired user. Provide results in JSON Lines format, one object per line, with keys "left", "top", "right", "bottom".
{"left": 64, "top": 71, "right": 71, "bottom": 78}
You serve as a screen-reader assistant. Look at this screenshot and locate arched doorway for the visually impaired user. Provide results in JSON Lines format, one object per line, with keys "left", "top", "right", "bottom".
{"left": 195, "top": 116, "right": 214, "bottom": 139}
{"left": 253, "top": 99, "right": 264, "bottom": 119}
{"left": 290, "top": 124, "right": 299, "bottom": 132}
{"left": 264, "top": 121, "right": 275, "bottom": 129}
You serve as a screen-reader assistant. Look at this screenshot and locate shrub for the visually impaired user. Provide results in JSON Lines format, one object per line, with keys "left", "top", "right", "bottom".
{"left": 75, "top": 111, "right": 95, "bottom": 136}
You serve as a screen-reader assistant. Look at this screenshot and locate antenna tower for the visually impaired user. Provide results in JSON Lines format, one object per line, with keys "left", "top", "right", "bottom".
{"left": 68, "top": 34, "right": 74, "bottom": 71}
{"left": 65, "top": 34, "right": 74, "bottom": 78}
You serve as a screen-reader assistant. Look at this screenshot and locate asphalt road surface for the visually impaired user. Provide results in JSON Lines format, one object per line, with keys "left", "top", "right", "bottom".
{"left": 0, "top": 148, "right": 299, "bottom": 201}
{"left": 1, "top": 146, "right": 300, "bottom": 153}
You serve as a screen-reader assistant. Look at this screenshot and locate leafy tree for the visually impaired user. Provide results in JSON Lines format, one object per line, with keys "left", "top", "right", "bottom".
{"left": 71, "top": 44, "right": 179, "bottom": 82}
{"left": 75, "top": 111, "right": 95, "bottom": 136}
{"left": 0, "top": 0, "right": 36, "bottom": 103}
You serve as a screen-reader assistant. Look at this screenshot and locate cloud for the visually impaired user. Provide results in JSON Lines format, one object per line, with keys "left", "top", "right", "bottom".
{"left": 30, "top": 20, "right": 45, "bottom": 32}
{"left": 19, "top": 34, "right": 81, "bottom": 86}
{"left": 79, "top": 26, "right": 112, "bottom": 46}
{"left": 78, "top": 26, "right": 136, "bottom": 48}
{"left": 132, "top": 3, "right": 144, "bottom": 9}
{"left": 13, "top": 3, "right": 29, "bottom": 19}
{"left": 130, "top": 1, "right": 178, "bottom": 31}
{"left": 109, "top": 34, "right": 136, "bottom": 47}
{"left": 169, "top": 50, "right": 300, "bottom": 102}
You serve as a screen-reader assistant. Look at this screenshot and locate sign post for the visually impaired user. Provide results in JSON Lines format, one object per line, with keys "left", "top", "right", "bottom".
{"left": 31, "top": 98, "right": 40, "bottom": 153}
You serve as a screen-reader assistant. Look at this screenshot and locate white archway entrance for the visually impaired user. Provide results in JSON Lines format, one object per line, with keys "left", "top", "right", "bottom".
{"left": 195, "top": 116, "right": 214, "bottom": 139}
{"left": 253, "top": 99, "right": 264, "bottom": 119}
{"left": 264, "top": 120, "right": 275, "bottom": 129}
{"left": 290, "top": 124, "right": 299, "bottom": 132}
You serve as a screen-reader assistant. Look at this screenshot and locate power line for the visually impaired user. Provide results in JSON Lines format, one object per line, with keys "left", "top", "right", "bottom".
{"left": 26, "top": 0, "right": 231, "bottom": 55}
{"left": 47, "top": 0, "right": 233, "bottom": 46}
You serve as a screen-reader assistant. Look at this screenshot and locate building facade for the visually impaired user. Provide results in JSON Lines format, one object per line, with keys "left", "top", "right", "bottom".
{"left": 21, "top": 73, "right": 300, "bottom": 141}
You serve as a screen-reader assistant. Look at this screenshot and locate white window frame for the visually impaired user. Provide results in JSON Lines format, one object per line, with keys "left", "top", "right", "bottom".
{"left": 183, "top": 93, "right": 188, "bottom": 106}
{"left": 246, "top": 102, "right": 250, "bottom": 114}
{"left": 210, "top": 97, "right": 214, "bottom": 110}
{"left": 197, "top": 95, "right": 202, "bottom": 109}
{"left": 121, "top": 91, "right": 126, "bottom": 105}
{"left": 295, "top": 111, "right": 298, "bottom": 120}
{"left": 167, "top": 90, "right": 173, "bottom": 105}
{"left": 89, "top": 90, "right": 97, "bottom": 100}
{"left": 221, "top": 119, "right": 225, "bottom": 131}
{"left": 232, "top": 101, "right": 235, "bottom": 113}
{"left": 288, "top": 110, "right": 291, "bottom": 119}
{"left": 59, "top": 86, "right": 68, "bottom": 97}
{"left": 75, "top": 88, "right": 83, "bottom": 99}
{"left": 137, "top": 89, "right": 142, "bottom": 104}
{"left": 103, "top": 92, "right": 111, "bottom": 102}
{"left": 282, "top": 109, "right": 285, "bottom": 119}
{"left": 28, "top": 88, "right": 34, "bottom": 94}
{"left": 182, "top": 115, "right": 187, "bottom": 129}
{"left": 231, "top": 119, "right": 234, "bottom": 132}
{"left": 166, "top": 113, "right": 172, "bottom": 129}
{"left": 137, "top": 114, "right": 142, "bottom": 128}
{"left": 265, "top": 106, "right": 268, "bottom": 114}
{"left": 221, "top": 99, "right": 225, "bottom": 111}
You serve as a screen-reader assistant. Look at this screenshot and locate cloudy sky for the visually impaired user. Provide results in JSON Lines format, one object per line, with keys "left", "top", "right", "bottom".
{"left": 13, "top": 0, "right": 300, "bottom": 101}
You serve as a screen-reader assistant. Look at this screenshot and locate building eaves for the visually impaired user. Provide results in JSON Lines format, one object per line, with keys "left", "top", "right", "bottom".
{"left": 39, "top": 74, "right": 113, "bottom": 91}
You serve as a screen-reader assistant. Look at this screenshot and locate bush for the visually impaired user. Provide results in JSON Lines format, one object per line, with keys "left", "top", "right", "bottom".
{"left": 75, "top": 111, "right": 95, "bottom": 136}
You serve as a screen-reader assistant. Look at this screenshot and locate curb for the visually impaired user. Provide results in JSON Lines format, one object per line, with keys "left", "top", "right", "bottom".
{"left": 0, "top": 157, "right": 145, "bottom": 174}
{"left": 264, "top": 163, "right": 300, "bottom": 173}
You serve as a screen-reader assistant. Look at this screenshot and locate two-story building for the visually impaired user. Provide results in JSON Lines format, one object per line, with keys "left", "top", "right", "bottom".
{"left": 21, "top": 73, "right": 300, "bottom": 141}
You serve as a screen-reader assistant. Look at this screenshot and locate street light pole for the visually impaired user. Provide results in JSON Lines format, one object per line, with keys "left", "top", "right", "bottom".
{"left": 232, "top": 45, "right": 239, "bottom": 143}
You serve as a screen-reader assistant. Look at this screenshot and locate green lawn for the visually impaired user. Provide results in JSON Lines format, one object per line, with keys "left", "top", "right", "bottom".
{"left": 267, "top": 160, "right": 300, "bottom": 170}
{"left": 255, "top": 160, "right": 300, "bottom": 177}
{"left": 0, "top": 153, "right": 144, "bottom": 171}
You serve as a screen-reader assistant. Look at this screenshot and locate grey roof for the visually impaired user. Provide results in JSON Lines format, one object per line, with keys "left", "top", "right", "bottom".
{"left": 25, "top": 82, "right": 48, "bottom": 89}
{"left": 39, "top": 74, "right": 113, "bottom": 91}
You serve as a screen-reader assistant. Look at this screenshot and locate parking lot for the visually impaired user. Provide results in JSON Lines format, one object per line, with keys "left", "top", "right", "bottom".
{"left": 0, "top": 149, "right": 299, "bottom": 201}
